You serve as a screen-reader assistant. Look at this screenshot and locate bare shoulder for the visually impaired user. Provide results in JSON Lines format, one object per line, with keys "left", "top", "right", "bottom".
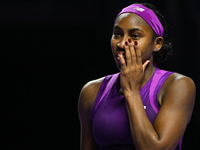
{"left": 78, "top": 77, "right": 105, "bottom": 149}
{"left": 78, "top": 77, "right": 105, "bottom": 114}
{"left": 159, "top": 72, "right": 196, "bottom": 105}
{"left": 164, "top": 73, "right": 196, "bottom": 92}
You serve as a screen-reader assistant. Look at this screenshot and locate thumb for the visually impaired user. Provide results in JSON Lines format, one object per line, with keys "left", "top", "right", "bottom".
{"left": 142, "top": 60, "right": 150, "bottom": 71}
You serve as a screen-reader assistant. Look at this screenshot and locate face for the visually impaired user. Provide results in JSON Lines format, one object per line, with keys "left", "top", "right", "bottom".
{"left": 111, "top": 13, "right": 157, "bottom": 70}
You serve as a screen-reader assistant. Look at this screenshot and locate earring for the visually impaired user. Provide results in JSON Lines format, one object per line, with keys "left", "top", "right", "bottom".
{"left": 155, "top": 48, "right": 158, "bottom": 51}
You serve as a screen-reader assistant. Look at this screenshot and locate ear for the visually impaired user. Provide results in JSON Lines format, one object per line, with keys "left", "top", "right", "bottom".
{"left": 153, "top": 37, "right": 164, "bottom": 52}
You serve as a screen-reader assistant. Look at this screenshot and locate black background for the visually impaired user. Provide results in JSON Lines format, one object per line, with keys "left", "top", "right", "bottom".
{"left": 2, "top": 0, "right": 200, "bottom": 149}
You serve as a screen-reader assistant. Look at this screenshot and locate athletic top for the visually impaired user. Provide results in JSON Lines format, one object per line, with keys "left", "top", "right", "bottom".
{"left": 91, "top": 67, "right": 182, "bottom": 150}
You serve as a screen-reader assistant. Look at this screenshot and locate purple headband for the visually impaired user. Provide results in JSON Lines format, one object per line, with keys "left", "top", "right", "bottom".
{"left": 115, "top": 4, "right": 164, "bottom": 37}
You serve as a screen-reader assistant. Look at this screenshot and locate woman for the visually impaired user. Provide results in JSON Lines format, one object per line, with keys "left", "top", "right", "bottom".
{"left": 78, "top": 3, "right": 195, "bottom": 150}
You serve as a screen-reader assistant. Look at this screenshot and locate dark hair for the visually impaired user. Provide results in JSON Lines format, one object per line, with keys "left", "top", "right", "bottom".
{"left": 134, "top": 2, "right": 173, "bottom": 66}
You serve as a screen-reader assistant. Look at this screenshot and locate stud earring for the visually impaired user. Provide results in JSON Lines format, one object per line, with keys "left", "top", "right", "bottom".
{"left": 155, "top": 48, "right": 158, "bottom": 51}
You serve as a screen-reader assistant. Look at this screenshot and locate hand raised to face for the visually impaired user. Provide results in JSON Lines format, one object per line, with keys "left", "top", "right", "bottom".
{"left": 117, "top": 39, "right": 150, "bottom": 93}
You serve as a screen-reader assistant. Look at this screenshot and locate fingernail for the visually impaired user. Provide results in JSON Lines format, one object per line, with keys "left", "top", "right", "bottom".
{"left": 118, "top": 51, "right": 122, "bottom": 55}
{"left": 128, "top": 39, "right": 131, "bottom": 43}
{"left": 125, "top": 41, "right": 128, "bottom": 46}
{"left": 135, "top": 41, "right": 138, "bottom": 46}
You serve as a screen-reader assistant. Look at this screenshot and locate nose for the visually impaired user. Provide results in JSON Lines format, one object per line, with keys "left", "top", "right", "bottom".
{"left": 117, "top": 36, "right": 129, "bottom": 50}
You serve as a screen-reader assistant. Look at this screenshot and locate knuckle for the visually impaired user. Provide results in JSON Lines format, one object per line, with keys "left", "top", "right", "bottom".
{"left": 122, "top": 69, "right": 128, "bottom": 75}
{"left": 124, "top": 69, "right": 128, "bottom": 74}
{"left": 138, "top": 66, "right": 143, "bottom": 72}
{"left": 137, "top": 54, "right": 141, "bottom": 58}
{"left": 126, "top": 54, "right": 130, "bottom": 59}
{"left": 120, "top": 62, "right": 125, "bottom": 68}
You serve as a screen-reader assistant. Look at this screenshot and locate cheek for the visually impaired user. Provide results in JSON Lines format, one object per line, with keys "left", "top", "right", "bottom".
{"left": 110, "top": 38, "right": 117, "bottom": 51}
{"left": 139, "top": 42, "right": 154, "bottom": 62}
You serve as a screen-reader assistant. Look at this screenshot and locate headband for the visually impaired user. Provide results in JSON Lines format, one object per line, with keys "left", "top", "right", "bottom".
{"left": 115, "top": 4, "right": 164, "bottom": 37}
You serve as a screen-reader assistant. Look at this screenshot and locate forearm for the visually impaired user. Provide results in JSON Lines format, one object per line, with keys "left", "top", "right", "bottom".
{"left": 125, "top": 91, "right": 161, "bottom": 150}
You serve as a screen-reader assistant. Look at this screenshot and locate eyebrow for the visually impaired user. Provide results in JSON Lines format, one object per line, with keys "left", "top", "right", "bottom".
{"left": 113, "top": 25, "right": 144, "bottom": 33}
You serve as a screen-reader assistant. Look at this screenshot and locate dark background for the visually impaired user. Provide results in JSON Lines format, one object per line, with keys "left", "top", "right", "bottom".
{"left": 2, "top": 0, "right": 199, "bottom": 149}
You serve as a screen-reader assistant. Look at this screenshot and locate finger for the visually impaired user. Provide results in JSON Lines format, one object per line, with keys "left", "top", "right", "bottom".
{"left": 143, "top": 60, "right": 150, "bottom": 71}
{"left": 134, "top": 41, "right": 142, "bottom": 65}
{"left": 118, "top": 51, "right": 126, "bottom": 70}
{"left": 125, "top": 41, "right": 131, "bottom": 66}
{"left": 128, "top": 39, "right": 136, "bottom": 65}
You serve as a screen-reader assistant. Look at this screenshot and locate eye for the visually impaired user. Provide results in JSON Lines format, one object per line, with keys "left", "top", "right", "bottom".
{"left": 131, "top": 34, "right": 140, "bottom": 38}
{"left": 113, "top": 31, "right": 121, "bottom": 36}
{"left": 113, "top": 31, "right": 122, "bottom": 39}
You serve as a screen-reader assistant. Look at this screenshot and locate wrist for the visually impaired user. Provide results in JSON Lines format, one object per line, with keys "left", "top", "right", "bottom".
{"left": 124, "top": 90, "right": 140, "bottom": 98}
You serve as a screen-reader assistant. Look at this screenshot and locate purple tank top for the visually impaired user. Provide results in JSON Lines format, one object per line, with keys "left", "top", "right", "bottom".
{"left": 91, "top": 67, "right": 182, "bottom": 150}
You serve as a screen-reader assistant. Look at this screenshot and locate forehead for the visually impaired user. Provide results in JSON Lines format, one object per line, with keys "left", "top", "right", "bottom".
{"left": 114, "top": 13, "right": 152, "bottom": 31}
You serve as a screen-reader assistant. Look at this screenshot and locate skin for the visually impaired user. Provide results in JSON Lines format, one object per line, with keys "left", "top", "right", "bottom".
{"left": 78, "top": 13, "right": 196, "bottom": 150}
